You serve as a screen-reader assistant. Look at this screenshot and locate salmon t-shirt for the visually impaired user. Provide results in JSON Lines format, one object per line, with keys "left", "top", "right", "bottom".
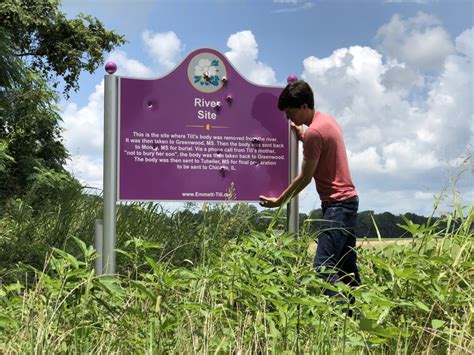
{"left": 303, "top": 111, "right": 358, "bottom": 202}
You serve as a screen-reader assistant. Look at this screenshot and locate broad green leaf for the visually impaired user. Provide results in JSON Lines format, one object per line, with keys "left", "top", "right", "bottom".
{"left": 73, "top": 236, "right": 88, "bottom": 256}
{"left": 115, "top": 249, "right": 134, "bottom": 260}
{"left": 414, "top": 300, "right": 430, "bottom": 312}
{"left": 431, "top": 319, "right": 445, "bottom": 329}
{"left": 96, "top": 275, "right": 126, "bottom": 299}
{"left": 142, "top": 241, "right": 162, "bottom": 249}
{"left": 130, "top": 280, "right": 156, "bottom": 302}
{"left": 52, "top": 248, "right": 80, "bottom": 269}
{"left": 145, "top": 256, "right": 160, "bottom": 275}
{"left": 359, "top": 317, "right": 374, "bottom": 331}
{"left": 84, "top": 269, "right": 95, "bottom": 300}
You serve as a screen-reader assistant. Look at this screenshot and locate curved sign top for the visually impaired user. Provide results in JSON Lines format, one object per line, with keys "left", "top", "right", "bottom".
{"left": 118, "top": 48, "right": 289, "bottom": 202}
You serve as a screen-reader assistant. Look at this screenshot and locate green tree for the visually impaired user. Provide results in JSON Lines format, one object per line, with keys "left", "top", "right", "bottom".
{"left": 0, "top": 0, "right": 125, "bottom": 206}
{"left": 0, "top": 0, "right": 125, "bottom": 95}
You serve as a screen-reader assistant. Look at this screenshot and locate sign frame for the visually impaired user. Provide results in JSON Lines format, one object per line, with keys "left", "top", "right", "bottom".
{"left": 116, "top": 48, "right": 291, "bottom": 203}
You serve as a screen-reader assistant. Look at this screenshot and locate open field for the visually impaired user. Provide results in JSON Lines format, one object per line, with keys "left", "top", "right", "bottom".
{"left": 308, "top": 238, "right": 414, "bottom": 253}
{"left": 357, "top": 238, "right": 414, "bottom": 247}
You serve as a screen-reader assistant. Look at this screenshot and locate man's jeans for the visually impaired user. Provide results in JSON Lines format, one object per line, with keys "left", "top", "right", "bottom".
{"left": 313, "top": 197, "right": 360, "bottom": 298}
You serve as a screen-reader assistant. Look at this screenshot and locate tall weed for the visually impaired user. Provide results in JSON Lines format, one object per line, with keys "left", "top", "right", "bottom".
{"left": 0, "top": 187, "right": 472, "bottom": 353}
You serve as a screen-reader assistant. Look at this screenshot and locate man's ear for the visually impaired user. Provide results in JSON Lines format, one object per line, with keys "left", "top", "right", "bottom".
{"left": 301, "top": 103, "right": 308, "bottom": 110}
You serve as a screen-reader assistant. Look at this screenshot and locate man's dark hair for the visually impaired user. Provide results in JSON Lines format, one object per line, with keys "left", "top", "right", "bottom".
{"left": 278, "top": 80, "right": 314, "bottom": 111}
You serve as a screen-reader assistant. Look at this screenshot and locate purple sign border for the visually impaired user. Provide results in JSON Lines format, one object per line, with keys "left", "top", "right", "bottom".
{"left": 116, "top": 48, "right": 290, "bottom": 203}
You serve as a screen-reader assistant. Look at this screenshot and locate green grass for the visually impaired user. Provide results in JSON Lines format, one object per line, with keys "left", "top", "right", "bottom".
{"left": 0, "top": 187, "right": 472, "bottom": 353}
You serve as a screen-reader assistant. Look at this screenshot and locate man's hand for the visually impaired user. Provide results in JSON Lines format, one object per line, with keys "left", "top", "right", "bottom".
{"left": 291, "top": 122, "right": 305, "bottom": 141}
{"left": 259, "top": 196, "right": 281, "bottom": 208}
{"left": 259, "top": 158, "right": 317, "bottom": 209}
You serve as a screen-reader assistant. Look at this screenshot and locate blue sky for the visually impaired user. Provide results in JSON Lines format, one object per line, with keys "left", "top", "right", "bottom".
{"left": 60, "top": 0, "right": 473, "bottom": 216}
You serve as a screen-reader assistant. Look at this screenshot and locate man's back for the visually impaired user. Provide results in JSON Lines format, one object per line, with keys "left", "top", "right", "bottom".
{"left": 303, "top": 111, "right": 357, "bottom": 202}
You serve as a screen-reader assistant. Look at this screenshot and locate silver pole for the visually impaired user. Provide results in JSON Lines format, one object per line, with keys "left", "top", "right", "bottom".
{"left": 287, "top": 128, "right": 299, "bottom": 235}
{"left": 94, "top": 219, "right": 103, "bottom": 275}
{"left": 103, "top": 74, "right": 118, "bottom": 274}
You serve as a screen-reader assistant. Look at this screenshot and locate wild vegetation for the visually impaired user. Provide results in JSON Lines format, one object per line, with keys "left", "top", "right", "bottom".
{"left": 0, "top": 183, "right": 472, "bottom": 353}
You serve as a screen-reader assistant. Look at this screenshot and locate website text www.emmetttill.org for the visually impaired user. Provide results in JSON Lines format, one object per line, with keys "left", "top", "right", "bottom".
{"left": 182, "top": 191, "right": 228, "bottom": 198}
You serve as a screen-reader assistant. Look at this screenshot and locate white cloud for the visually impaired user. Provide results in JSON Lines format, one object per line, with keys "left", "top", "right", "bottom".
{"left": 423, "top": 53, "right": 473, "bottom": 160}
{"left": 300, "top": 16, "right": 473, "bottom": 214}
{"left": 225, "top": 30, "right": 277, "bottom": 85}
{"left": 62, "top": 82, "right": 104, "bottom": 188}
{"left": 385, "top": 0, "right": 431, "bottom": 3}
{"left": 414, "top": 191, "right": 435, "bottom": 201}
{"left": 66, "top": 155, "right": 103, "bottom": 189}
{"left": 356, "top": 189, "right": 441, "bottom": 216}
{"left": 274, "top": 2, "right": 314, "bottom": 13}
{"left": 456, "top": 27, "right": 473, "bottom": 59}
{"left": 380, "top": 63, "right": 424, "bottom": 97}
{"left": 375, "top": 13, "right": 455, "bottom": 71}
{"left": 108, "top": 50, "right": 153, "bottom": 77}
{"left": 349, "top": 147, "right": 385, "bottom": 174}
{"left": 142, "top": 30, "right": 183, "bottom": 70}
{"left": 381, "top": 141, "right": 441, "bottom": 172}
{"left": 63, "top": 81, "right": 104, "bottom": 158}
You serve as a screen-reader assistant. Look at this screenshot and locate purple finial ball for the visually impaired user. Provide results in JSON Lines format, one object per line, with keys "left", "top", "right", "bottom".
{"left": 287, "top": 74, "right": 298, "bottom": 83}
{"left": 105, "top": 61, "right": 117, "bottom": 75}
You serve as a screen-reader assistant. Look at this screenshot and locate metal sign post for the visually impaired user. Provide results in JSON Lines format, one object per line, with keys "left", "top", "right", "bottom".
{"left": 286, "top": 74, "right": 300, "bottom": 236}
{"left": 94, "top": 219, "right": 103, "bottom": 274}
{"left": 101, "top": 64, "right": 118, "bottom": 275}
{"left": 287, "top": 127, "right": 299, "bottom": 235}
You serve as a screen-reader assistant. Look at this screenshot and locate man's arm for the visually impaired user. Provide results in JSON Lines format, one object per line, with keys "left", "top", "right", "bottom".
{"left": 259, "top": 158, "right": 318, "bottom": 208}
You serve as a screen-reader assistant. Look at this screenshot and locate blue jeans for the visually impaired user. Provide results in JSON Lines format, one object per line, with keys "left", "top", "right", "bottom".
{"left": 313, "top": 197, "right": 361, "bottom": 297}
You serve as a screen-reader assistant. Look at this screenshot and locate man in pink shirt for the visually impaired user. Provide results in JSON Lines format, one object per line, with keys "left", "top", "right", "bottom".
{"left": 259, "top": 80, "right": 360, "bottom": 311}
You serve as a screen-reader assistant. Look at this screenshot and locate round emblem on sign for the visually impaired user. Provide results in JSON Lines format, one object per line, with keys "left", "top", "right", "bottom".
{"left": 187, "top": 52, "right": 227, "bottom": 93}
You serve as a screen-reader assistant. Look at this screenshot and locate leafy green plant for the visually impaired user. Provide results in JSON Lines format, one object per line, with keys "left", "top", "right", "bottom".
{"left": 0, "top": 186, "right": 472, "bottom": 353}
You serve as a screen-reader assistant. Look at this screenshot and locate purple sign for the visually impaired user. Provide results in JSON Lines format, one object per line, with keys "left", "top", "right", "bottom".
{"left": 118, "top": 48, "right": 289, "bottom": 202}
